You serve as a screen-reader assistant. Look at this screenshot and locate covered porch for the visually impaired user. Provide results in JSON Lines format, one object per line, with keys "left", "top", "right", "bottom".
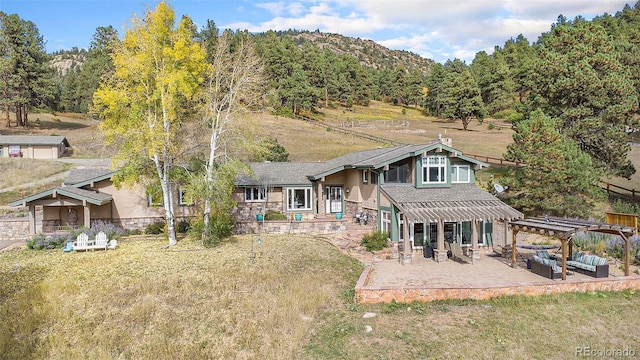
{"left": 382, "top": 184, "right": 524, "bottom": 265}
{"left": 9, "top": 187, "right": 113, "bottom": 234}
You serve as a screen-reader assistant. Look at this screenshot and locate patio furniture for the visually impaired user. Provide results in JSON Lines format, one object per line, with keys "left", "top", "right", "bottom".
{"left": 450, "top": 242, "right": 471, "bottom": 264}
{"left": 73, "top": 233, "right": 90, "bottom": 251}
{"left": 107, "top": 239, "right": 118, "bottom": 250}
{"left": 565, "top": 252, "right": 609, "bottom": 278}
{"left": 530, "top": 254, "right": 563, "bottom": 279}
{"left": 62, "top": 241, "right": 74, "bottom": 253}
{"left": 93, "top": 231, "right": 109, "bottom": 250}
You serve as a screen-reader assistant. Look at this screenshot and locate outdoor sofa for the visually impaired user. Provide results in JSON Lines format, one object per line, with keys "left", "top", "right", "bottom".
{"left": 530, "top": 250, "right": 562, "bottom": 279}
{"left": 564, "top": 251, "right": 609, "bottom": 278}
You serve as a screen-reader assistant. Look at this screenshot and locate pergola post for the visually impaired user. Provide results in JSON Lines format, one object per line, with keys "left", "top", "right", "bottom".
{"left": 625, "top": 234, "right": 631, "bottom": 276}
{"left": 511, "top": 229, "right": 518, "bottom": 268}
{"left": 433, "top": 220, "right": 447, "bottom": 263}
{"left": 561, "top": 238, "right": 568, "bottom": 280}
{"left": 469, "top": 220, "right": 480, "bottom": 263}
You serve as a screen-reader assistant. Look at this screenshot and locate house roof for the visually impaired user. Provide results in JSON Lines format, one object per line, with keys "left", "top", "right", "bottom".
{"left": 239, "top": 141, "right": 490, "bottom": 185}
{"left": 64, "top": 169, "right": 114, "bottom": 187}
{"left": 8, "top": 186, "right": 112, "bottom": 207}
{"left": 0, "top": 135, "right": 70, "bottom": 147}
{"left": 237, "top": 162, "right": 320, "bottom": 186}
{"left": 381, "top": 183, "right": 524, "bottom": 223}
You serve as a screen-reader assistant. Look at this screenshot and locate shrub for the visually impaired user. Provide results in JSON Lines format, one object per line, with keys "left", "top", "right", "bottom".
{"left": 264, "top": 211, "right": 287, "bottom": 220}
{"left": 176, "top": 220, "right": 190, "bottom": 233}
{"left": 487, "top": 122, "right": 495, "bottom": 130}
{"left": 361, "top": 230, "right": 389, "bottom": 251}
{"left": 145, "top": 221, "right": 165, "bottom": 235}
{"left": 203, "top": 211, "right": 235, "bottom": 248}
{"left": 88, "top": 221, "right": 126, "bottom": 240}
{"left": 27, "top": 233, "right": 47, "bottom": 250}
{"left": 27, "top": 233, "right": 72, "bottom": 250}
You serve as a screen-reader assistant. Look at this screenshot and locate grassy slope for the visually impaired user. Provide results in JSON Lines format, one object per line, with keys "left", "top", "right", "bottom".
{"left": 1, "top": 236, "right": 639, "bottom": 359}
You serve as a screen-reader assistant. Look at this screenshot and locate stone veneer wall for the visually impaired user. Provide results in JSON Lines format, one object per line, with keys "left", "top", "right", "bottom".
{"left": 235, "top": 219, "right": 346, "bottom": 235}
{"left": 355, "top": 265, "right": 640, "bottom": 304}
{"left": 0, "top": 218, "right": 29, "bottom": 242}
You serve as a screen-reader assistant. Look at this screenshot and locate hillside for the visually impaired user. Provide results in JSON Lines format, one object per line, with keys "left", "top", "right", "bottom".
{"left": 286, "top": 30, "right": 435, "bottom": 73}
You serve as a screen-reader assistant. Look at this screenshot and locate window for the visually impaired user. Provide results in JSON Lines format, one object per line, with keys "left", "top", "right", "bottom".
{"left": 381, "top": 210, "right": 391, "bottom": 235}
{"left": 178, "top": 189, "right": 193, "bottom": 206}
{"left": 422, "top": 155, "right": 447, "bottom": 184}
{"left": 385, "top": 164, "right": 409, "bottom": 183}
{"left": 147, "top": 191, "right": 163, "bottom": 207}
{"left": 371, "top": 171, "right": 378, "bottom": 184}
{"left": 244, "top": 187, "right": 266, "bottom": 202}
{"left": 362, "top": 170, "right": 369, "bottom": 184}
{"left": 287, "top": 187, "right": 312, "bottom": 211}
{"left": 451, "top": 164, "right": 470, "bottom": 183}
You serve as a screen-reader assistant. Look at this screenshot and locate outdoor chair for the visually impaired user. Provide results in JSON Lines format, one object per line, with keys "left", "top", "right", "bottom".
{"left": 93, "top": 231, "right": 108, "bottom": 250}
{"left": 73, "top": 233, "right": 90, "bottom": 251}
{"left": 107, "top": 239, "right": 118, "bottom": 250}
{"left": 62, "top": 241, "right": 73, "bottom": 253}
{"left": 450, "top": 242, "right": 472, "bottom": 264}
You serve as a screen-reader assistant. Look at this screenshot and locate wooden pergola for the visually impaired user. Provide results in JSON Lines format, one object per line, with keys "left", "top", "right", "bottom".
{"left": 509, "top": 216, "right": 637, "bottom": 280}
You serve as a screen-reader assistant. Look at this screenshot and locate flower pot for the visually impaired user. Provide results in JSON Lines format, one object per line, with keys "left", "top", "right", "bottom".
{"left": 335, "top": 212, "right": 343, "bottom": 220}
{"left": 256, "top": 214, "right": 264, "bottom": 221}
{"left": 294, "top": 213, "right": 302, "bottom": 221}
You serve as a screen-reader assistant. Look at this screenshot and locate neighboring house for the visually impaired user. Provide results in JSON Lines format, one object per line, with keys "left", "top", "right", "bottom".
{"left": 9, "top": 169, "right": 195, "bottom": 234}
{"left": 0, "top": 135, "right": 70, "bottom": 159}
{"left": 235, "top": 138, "right": 523, "bottom": 262}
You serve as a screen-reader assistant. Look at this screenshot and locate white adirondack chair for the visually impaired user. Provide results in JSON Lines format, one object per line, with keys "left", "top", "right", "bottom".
{"left": 107, "top": 239, "right": 118, "bottom": 250}
{"left": 73, "top": 233, "right": 90, "bottom": 251}
{"left": 93, "top": 231, "right": 108, "bottom": 250}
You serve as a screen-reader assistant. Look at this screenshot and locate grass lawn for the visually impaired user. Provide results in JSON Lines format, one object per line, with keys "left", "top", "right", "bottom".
{"left": 2, "top": 235, "right": 640, "bottom": 359}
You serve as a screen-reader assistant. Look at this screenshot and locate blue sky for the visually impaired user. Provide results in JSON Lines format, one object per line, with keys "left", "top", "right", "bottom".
{"left": 2, "top": 0, "right": 633, "bottom": 63}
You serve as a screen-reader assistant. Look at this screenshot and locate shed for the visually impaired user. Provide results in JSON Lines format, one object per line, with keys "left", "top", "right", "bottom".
{"left": 0, "top": 135, "right": 70, "bottom": 159}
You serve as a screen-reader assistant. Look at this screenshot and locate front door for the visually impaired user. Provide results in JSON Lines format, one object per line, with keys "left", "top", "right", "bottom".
{"left": 325, "top": 186, "right": 343, "bottom": 213}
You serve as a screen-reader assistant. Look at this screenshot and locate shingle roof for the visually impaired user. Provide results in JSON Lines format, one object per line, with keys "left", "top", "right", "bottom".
{"left": 381, "top": 183, "right": 524, "bottom": 222}
{"left": 237, "top": 162, "right": 320, "bottom": 186}
{"left": 64, "top": 169, "right": 114, "bottom": 186}
{"left": 0, "top": 135, "right": 70, "bottom": 147}
{"left": 8, "top": 186, "right": 112, "bottom": 207}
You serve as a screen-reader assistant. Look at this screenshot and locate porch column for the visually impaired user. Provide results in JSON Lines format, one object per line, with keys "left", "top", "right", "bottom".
{"left": 561, "top": 238, "right": 568, "bottom": 280}
{"left": 433, "top": 219, "right": 447, "bottom": 263}
{"left": 28, "top": 205, "right": 36, "bottom": 234}
{"left": 469, "top": 220, "right": 480, "bottom": 264}
{"left": 83, "top": 204, "right": 91, "bottom": 229}
{"left": 317, "top": 179, "right": 325, "bottom": 217}
{"left": 401, "top": 219, "right": 412, "bottom": 265}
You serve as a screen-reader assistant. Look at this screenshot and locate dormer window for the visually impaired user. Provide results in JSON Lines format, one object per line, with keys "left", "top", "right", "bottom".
{"left": 422, "top": 155, "right": 447, "bottom": 184}
{"left": 451, "top": 164, "right": 471, "bottom": 183}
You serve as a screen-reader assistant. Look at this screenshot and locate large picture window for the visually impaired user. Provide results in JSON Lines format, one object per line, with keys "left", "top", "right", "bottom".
{"left": 287, "top": 187, "right": 312, "bottom": 211}
{"left": 422, "top": 155, "right": 447, "bottom": 184}
{"left": 450, "top": 164, "right": 470, "bottom": 183}
{"left": 385, "top": 164, "right": 409, "bottom": 183}
{"left": 244, "top": 187, "right": 266, "bottom": 202}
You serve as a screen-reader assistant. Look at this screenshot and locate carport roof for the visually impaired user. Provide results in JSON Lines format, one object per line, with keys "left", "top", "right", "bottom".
{"left": 0, "top": 135, "right": 70, "bottom": 147}
{"left": 382, "top": 183, "right": 524, "bottom": 223}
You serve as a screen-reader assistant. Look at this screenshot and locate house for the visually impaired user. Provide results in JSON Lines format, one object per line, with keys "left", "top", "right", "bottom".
{"left": 234, "top": 138, "right": 523, "bottom": 263}
{"left": 0, "top": 135, "right": 70, "bottom": 159}
{"left": 8, "top": 168, "right": 195, "bottom": 234}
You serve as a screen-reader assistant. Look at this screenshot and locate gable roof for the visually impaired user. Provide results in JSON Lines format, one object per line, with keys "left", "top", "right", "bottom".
{"left": 0, "top": 135, "right": 70, "bottom": 147}
{"left": 64, "top": 169, "right": 114, "bottom": 187}
{"left": 238, "top": 141, "right": 489, "bottom": 186}
{"left": 381, "top": 183, "right": 523, "bottom": 222}
{"left": 8, "top": 186, "right": 112, "bottom": 207}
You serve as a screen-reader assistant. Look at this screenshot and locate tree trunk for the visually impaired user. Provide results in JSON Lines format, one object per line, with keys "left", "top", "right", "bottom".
{"left": 15, "top": 105, "right": 22, "bottom": 127}
{"left": 23, "top": 105, "right": 28, "bottom": 127}
{"left": 4, "top": 103, "right": 10, "bottom": 127}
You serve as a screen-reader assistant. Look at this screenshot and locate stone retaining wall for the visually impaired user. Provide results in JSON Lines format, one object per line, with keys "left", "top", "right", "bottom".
{"left": 235, "top": 219, "right": 346, "bottom": 235}
{"left": 0, "top": 218, "right": 30, "bottom": 243}
{"left": 355, "top": 265, "right": 640, "bottom": 303}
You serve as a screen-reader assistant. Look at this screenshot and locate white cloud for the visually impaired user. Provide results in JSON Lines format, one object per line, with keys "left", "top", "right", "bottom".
{"left": 237, "top": 0, "right": 633, "bottom": 63}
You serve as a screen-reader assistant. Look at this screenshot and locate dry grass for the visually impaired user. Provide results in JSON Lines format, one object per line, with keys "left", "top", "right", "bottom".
{"left": 0, "top": 234, "right": 362, "bottom": 359}
{"left": 3, "top": 235, "right": 639, "bottom": 359}
{"left": 0, "top": 158, "right": 71, "bottom": 189}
